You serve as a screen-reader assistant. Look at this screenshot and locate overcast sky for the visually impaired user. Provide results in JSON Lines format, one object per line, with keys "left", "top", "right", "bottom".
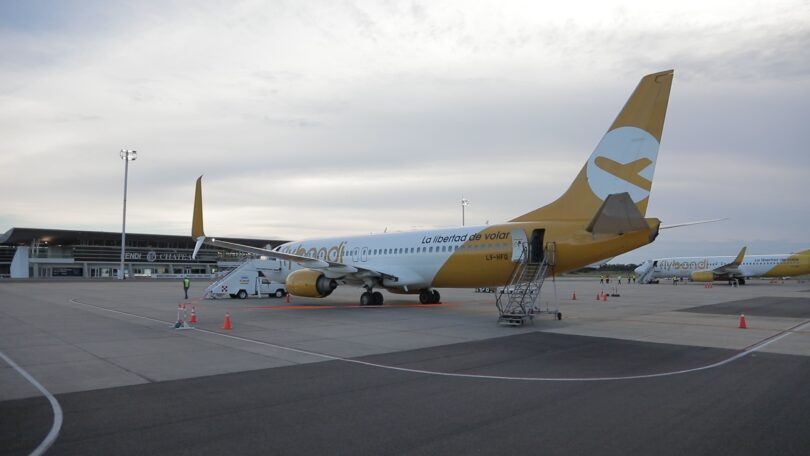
{"left": 1, "top": 0, "right": 808, "bottom": 263}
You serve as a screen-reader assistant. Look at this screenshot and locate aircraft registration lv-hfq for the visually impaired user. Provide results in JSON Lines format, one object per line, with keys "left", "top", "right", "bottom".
{"left": 192, "top": 70, "right": 675, "bottom": 306}
{"left": 635, "top": 247, "right": 810, "bottom": 284}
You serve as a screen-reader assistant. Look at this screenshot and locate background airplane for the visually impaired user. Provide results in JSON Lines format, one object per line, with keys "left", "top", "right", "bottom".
{"left": 193, "top": 70, "right": 675, "bottom": 306}
{"left": 635, "top": 247, "right": 810, "bottom": 284}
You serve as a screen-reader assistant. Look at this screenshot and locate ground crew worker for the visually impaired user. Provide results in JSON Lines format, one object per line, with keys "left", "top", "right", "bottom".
{"left": 183, "top": 276, "right": 190, "bottom": 299}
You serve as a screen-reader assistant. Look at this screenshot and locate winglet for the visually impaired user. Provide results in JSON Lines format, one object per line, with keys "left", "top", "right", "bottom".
{"left": 191, "top": 176, "right": 206, "bottom": 259}
{"left": 192, "top": 176, "right": 205, "bottom": 239}
{"left": 192, "top": 236, "right": 205, "bottom": 260}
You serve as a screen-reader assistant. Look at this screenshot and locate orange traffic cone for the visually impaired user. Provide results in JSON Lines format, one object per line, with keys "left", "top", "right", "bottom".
{"left": 572, "top": 292, "right": 577, "bottom": 300}
{"left": 189, "top": 306, "right": 197, "bottom": 323}
{"left": 223, "top": 312, "right": 232, "bottom": 330}
{"left": 738, "top": 314, "right": 747, "bottom": 329}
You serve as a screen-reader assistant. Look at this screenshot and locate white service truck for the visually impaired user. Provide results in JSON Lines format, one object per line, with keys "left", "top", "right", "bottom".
{"left": 205, "top": 259, "right": 287, "bottom": 299}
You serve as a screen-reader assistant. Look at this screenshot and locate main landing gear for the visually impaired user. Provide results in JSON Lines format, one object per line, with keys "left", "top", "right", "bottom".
{"left": 360, "top": 289, "right": 384, "bottom": 306}
{"left": 419, "top": 289, "right": 441, "bottom": 304}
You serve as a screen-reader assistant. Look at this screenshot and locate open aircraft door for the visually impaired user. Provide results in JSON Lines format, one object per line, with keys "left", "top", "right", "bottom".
{"left": 511, "top": 229, "right": 528, "bottom": 262}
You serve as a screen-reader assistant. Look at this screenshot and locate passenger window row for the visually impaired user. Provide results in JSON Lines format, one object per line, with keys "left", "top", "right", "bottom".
{"left": 281, "top": 242, "right": 511, "bottom": 259}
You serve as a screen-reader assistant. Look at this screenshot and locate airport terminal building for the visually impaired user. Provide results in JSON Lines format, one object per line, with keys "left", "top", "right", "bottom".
{"left": 0, "top": 227, "right": 286, "bottom": 279}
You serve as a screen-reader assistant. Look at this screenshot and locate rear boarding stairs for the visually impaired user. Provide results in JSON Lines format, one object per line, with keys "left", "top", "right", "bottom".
{"left": 496, "top": 234, "right": 561, "bottom": 326}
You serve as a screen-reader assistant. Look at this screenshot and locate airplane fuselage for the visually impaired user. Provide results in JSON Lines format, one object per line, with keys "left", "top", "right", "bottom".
{"left": 270, "top": 219, "right": 659, "bottom": 292}
{"left": 636, "top": 251, "right": 810, "bottom": 283}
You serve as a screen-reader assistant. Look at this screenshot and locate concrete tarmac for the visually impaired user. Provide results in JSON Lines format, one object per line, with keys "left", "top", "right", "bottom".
{"left": 2, "top": 278, "right": 810, "bottom": 455}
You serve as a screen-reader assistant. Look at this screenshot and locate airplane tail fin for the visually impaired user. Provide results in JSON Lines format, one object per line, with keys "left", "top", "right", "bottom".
{"left": 511, "top": 70, "right": 674, "bottom": 222}
{"left": 730, "top": 246, "right": 747, "bottom": 267}
{"left": 191, "top": 176, "right": 206, "bottom": 259}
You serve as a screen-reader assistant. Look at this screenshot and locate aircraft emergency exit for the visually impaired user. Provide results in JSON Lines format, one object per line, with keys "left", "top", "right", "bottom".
{"left": 635, "top": 247, "right": 810, "bottom": 284}
{"left": 193, "top": 70, "right": 676, "bottom": 305}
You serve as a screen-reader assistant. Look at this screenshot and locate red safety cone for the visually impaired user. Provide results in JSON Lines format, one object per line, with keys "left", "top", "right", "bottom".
{"left": 223, "top": 312, "right": 233, "bottom": 330}
{"left": 189, "top": 306, "right": 197, "bottom": 323}
{"left": 738, "top": 314, "right": 747, "bottom": 329}
{"left": 572, "top": 292, "right": 577, "bottom": 300}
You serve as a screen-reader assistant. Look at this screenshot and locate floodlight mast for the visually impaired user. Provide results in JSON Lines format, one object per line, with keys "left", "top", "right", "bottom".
{"left": 118, "top": 149, "right": 137, "bottom": 280}
{"left": 461, "top": 197, "right": 470, "bottom": 226}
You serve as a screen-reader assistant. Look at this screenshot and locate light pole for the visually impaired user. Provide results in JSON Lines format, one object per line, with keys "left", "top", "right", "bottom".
{"left": 461, "top": 197, "right": 469, "bottom": 226}
{"left": 119, "top": 149, "right": 137, "bottom": 280}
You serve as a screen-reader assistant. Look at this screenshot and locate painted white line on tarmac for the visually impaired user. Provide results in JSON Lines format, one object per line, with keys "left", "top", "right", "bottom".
{"left": 0, "top": 350, "right": 64, "bottom": 456}
{"left": 69, "top": 298, "right": 809, "bottom": 383}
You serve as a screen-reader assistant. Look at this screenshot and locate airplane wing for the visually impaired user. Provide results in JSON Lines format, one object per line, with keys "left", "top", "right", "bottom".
{"left": 191, "top": 177, "right": 398, "bottom": 283}
{"left": 660, "top": 218, "right": 728, "bottom": 230}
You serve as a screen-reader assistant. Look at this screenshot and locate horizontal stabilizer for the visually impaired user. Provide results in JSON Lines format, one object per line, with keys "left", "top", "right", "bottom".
{"left": 585, "top": 192, "right": 648, "bottom": 235}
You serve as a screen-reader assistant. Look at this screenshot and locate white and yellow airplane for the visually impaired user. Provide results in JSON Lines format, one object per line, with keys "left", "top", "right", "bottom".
{"left": 192, "top": 70, "right": 675, "bottom": 306}
{"left": 635, "top": 246, "right": 810, "bottom": 284}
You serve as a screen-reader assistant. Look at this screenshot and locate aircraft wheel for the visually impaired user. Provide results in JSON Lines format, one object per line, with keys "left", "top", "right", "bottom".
{"left": 432, "top": 290, "right": 441, "bottom": 304}
{"left": 360, "top": 291, "right": 373, "bottom": 306}
{"left": 237, "top": 290, "right": 248, "bottom": 299}
{"left": 419, "top": 290, "right": 432, "bottom": 304}
{"left": 372, "top": 291, "right": 384, "bottom": 306}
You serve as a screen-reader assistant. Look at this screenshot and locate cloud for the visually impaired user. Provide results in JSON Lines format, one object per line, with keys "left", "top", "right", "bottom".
{"left": 0, "top": 0, "right": 808, "bottom": 263}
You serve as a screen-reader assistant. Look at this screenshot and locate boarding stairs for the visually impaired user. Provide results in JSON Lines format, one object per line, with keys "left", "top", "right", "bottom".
{"left": 204, "top": 259, "right": 252, "bottom": 298}
{"left": 636, "top": 261, "right": 655, "bottom": 284}
{"left": 496, "top": 243, "right": 559, "bottom": 326}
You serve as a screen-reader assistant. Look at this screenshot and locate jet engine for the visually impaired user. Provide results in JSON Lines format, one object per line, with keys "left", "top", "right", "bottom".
{"left": 690, "top": 271, "right": 715, "bottom": 282}
{"left": 286, "top": 269, "right": 338, "bottom": 298}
